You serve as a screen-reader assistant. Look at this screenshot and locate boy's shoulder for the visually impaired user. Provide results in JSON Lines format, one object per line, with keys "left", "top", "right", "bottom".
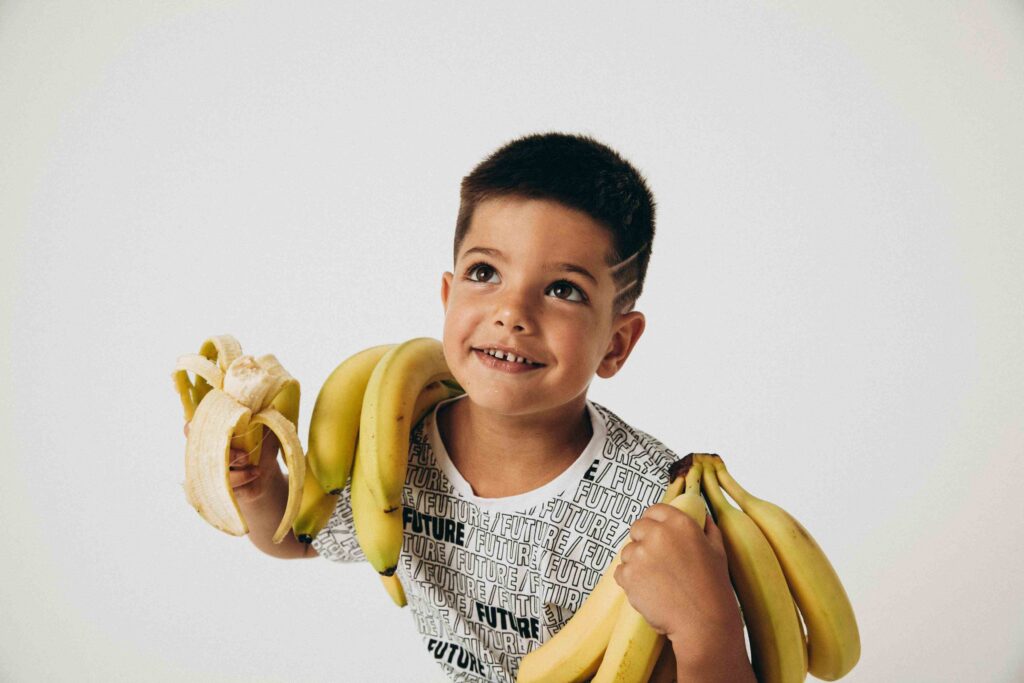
{"left": 588, "top": 399, "right": 681, "bottom": 480}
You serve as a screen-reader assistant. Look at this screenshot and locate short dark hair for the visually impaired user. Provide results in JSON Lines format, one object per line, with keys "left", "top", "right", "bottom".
{"left": 454, "top": 132, "right": 656, "bottom": 314}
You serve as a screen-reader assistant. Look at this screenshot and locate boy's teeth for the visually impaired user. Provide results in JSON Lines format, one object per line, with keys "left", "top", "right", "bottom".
{"left": 485, "top": 349, "right": 534, "bottom": 365}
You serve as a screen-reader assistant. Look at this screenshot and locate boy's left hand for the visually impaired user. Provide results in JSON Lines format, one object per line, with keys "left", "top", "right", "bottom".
{"left": 614, "top": 504, "right": 744, "bottom": 648}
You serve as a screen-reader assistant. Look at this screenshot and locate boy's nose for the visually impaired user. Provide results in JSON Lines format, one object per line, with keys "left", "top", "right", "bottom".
{"left": 495, "top": 319, "right": 526, "bottom": 332}
{"left": 493, "top": 289, "right": 534, "bottom": 333}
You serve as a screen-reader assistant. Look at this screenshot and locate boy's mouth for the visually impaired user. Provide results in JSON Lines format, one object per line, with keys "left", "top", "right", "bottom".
{"left": 471, "top": 347, "right": 546, "bottom": 372}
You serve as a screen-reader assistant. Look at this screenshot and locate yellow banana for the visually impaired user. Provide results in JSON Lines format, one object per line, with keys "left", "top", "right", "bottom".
{"left": 359, "top": 337, "right": 455, "bottom": 512}
{"left": 307, "top": 344, "right": 397, "bottom": 494}
{"left": 593, "top": 458, "right": 707, "bottom": 683}
{"left": 351, "top": 379, "right": 463, "bottom": 576}
{"left": 350, "top": 435, "right": 403, "bottom": 575}
{"left": 292, "top": 453, "right": 340, "bottom": 544}
{"left": 173, "top": 335, "right": 304, "bottom": 544}
{"left": 516, "top": 460, "right": 690, "bottom": 683}
{"left": 699, "top": 457, "right": 807, "bottom": 683}
{"left": 711, "top": 456, "right": 859, "bottom": 680}
{"left": 379, "top": 573, "right": 408, "bottom": 608}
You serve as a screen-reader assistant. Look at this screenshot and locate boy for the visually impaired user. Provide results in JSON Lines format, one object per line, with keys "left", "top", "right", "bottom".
{"left": 187, "top": 132, "right": 755, "bottom": 682}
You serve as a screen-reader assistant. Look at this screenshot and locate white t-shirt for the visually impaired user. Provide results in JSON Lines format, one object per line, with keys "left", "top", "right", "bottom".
{"left": 312, "top": 394, "right": 680, "bottom": 682}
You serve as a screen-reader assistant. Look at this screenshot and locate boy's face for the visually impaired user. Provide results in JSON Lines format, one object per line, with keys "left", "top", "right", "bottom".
{"left": 441, "top": 195, "right": 645, "bottom": 417}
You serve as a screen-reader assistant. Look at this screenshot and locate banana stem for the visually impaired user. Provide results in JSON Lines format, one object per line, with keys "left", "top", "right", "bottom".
{"left": 700, "top": 465, "right": 732, "bottom": 516}
{"left": 714, "top": 463, "right": 756, "bottom": 510}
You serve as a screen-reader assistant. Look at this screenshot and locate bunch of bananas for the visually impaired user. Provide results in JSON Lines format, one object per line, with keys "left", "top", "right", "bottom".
{"left": 173, "top": 335, "right": 462, "bottom": 607}
{"left": 516, "top": 454, "right": 860, "bottom": 683}
{"left": 297, "top": 337, "right": 463, "bottom": 606}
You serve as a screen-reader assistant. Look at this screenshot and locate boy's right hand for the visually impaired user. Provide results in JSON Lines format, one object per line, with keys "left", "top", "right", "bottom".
{"left": 182, "top": 420, "right": 313, "bottom": 559}
{"left": 183, "top": 421, "right": 282, "bottom": 505}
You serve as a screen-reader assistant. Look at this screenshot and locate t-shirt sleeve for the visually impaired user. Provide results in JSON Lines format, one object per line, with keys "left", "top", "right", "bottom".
{"left": 310, "top": 481, "right": 367, "bottom": 563}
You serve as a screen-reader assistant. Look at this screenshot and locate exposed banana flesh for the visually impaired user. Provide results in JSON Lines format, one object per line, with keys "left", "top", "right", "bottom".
{"left": 516, "top": 462, "right": 689, "bottom": 683}
{"left": 173, "top": 335, "right": 303, "bottom": 544}
{"left": 182, "top": 388, "right": 252, "bottom": 536}
{"left": 593, "top": 458, "right": 707, "bottom": 683}
{"left": 699, "top": 457, "right": 807, "bottom": 683}
{"left": 175, "top": 333, "right": 243, "bottom": 419}
{"left": 710, "top": 455, "right": 860, "bottom": 680}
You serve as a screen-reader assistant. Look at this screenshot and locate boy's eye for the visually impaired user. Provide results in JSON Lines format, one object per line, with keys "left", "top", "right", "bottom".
{"left": 466, "top": 263, "right": 499, "bottom": 284}
{"left": 546, "top": 281, "right": 586, "bottom": 303}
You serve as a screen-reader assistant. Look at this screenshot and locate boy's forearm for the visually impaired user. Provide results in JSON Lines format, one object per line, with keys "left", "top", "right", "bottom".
{"left": 237, "top": 470, "right": 317, "bottom": 559}
{"left": 669, "top": 622, "right": 756, "bottom": 683}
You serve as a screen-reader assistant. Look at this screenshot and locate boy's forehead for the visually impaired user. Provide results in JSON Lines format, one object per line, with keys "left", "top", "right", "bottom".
{"left": 462, "top": 196, "right": 618, "bottom": 268}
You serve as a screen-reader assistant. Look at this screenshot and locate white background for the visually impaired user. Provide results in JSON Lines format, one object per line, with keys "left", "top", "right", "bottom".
{"left": 2, "top": 2, "right": 1022, "bottom": 681}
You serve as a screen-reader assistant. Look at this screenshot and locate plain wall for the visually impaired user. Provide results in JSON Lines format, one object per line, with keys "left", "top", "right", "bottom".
{"left": 1, "top": 2, "right": 1021, "bottom": 681}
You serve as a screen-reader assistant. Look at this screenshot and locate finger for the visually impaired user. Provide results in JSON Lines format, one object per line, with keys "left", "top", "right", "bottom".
{"left": 626, "top": 518, "right": 643, "bottom": 544}
{"left": 621, "top": 539, "right": 637, "bottom": 564}
{"left": 628, "top": 518, "right": 656, "bottom": 543}
{"left": 642, "top": 504, "right": 700, "bottom": 536}
{"left": 229, "top": 449, "right": 251, "bottom": 469}
{"left": 229, "top": 468, "right": 260, "bottom": 488}
{"left": 256, "top": 428, "right": 280, "bottom": 457}
{"left": 640, "top": 503, "right": 678, "bottom": 523}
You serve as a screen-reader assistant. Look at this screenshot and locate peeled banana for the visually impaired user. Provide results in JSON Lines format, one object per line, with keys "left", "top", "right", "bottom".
{"left": 173, "top": 335, "right": 304, "bottom": 544}
{"left": 710, "top": 455, "right": 860, "bottom": 680}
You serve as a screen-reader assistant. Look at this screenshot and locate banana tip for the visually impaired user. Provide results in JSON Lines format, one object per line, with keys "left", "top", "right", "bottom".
{"left": 669, "top": 454, "right": 694, "bottom": 482}
{"left": 671, "top": 453, "right": 725, "bottom": 482}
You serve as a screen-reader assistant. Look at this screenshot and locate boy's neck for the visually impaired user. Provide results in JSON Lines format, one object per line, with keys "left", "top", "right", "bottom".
{"left": 437, "top": 395, "right": 593, "bottom": 499}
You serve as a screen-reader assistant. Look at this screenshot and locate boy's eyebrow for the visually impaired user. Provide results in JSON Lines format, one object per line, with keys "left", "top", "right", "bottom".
{"left": 461, "top": 246, "right": 598, "bottom": 285}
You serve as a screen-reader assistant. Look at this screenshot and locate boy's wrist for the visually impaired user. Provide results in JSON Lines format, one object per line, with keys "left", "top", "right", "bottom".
{"left": 667, "top": 619, "right": 752, "bottom": 683}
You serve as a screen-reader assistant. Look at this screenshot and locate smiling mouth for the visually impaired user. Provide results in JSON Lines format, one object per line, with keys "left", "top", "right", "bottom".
{"left": 471, "top": 348, "right": 546, "bottom": 371}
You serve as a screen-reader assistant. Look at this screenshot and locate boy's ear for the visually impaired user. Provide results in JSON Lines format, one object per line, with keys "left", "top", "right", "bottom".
{"left": 597, "top": 311, "right": 646, "bottom": 379}
{"left": 441, "top": 272, "right": 453, "bottom": 313}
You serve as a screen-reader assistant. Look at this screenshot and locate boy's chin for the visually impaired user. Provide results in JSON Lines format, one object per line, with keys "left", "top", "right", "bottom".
{"left": 465, "top": 390, "right": 545, "bottom": 415}
{"left": 467, "top": 389, "right": 590, "bottom": 418}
